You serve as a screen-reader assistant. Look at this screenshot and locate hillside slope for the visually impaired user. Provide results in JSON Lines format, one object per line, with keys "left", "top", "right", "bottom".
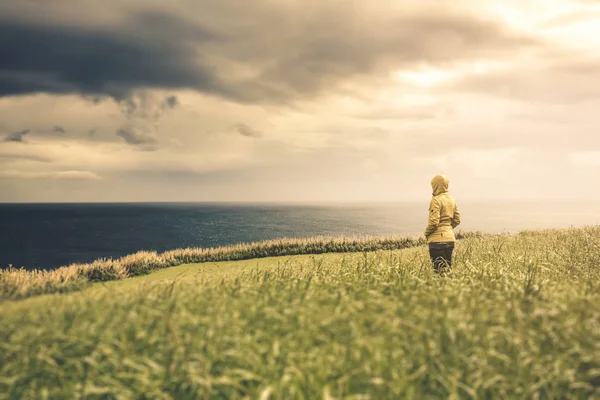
{"left": 2, "top": 227, "right": 599, "bottom": 399}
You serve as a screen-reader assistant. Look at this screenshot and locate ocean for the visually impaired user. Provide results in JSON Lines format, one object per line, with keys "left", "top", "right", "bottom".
{"left": 1, "top": 201, "right": 599, "bottom": 270}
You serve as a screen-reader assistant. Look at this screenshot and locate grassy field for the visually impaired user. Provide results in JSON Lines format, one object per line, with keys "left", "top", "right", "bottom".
{"left": 1, "top": 234, "right": 434, "bottom": 301}
{"left": 1, "top": 227, "right": 600, "bottom": 399}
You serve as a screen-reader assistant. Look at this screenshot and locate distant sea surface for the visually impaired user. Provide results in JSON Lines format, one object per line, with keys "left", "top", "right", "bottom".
{"left": 2, "top": 201, "right": 599, "bottom": 270}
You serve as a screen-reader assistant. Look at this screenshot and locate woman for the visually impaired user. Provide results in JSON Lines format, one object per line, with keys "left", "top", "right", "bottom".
{"left": 424, "top": 174, "right": 461, "bottom": 274}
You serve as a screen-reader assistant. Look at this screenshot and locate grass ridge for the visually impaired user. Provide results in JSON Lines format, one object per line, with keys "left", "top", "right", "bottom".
{"left": 1, "top": 231, "right": 484, "bottom": 301}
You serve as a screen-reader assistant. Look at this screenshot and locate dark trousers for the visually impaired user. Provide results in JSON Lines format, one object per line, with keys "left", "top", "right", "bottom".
{"left": 429, "top": 242, "right": 455, "bottom": 274}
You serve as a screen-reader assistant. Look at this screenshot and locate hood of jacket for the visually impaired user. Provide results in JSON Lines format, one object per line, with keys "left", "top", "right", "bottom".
{"left": 431, "top": 174, "right": 449, "bottom": 196}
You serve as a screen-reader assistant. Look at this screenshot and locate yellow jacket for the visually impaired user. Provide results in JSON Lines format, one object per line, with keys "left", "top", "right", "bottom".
{"left": 424, "top": 175, "right": 461, "bottom": 243}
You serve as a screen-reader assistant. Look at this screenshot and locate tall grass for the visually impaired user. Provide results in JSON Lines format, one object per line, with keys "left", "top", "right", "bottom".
{"left": 1, "top": 233, "right": 486, "bottom": 300}
{"left": 1, "top": 226, "right": 599, "bottom": 398}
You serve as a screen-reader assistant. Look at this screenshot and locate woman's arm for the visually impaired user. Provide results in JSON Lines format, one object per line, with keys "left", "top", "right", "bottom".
{"left": 451, "top": 202, "right": 461, "bottom": 228}
{"left": 424, "top": 198, "right": 440, "bottom": 237}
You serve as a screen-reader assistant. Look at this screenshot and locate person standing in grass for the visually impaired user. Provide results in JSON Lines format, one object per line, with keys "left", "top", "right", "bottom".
{"left": 424, "top": 174, "right": 461, "bottom": 274}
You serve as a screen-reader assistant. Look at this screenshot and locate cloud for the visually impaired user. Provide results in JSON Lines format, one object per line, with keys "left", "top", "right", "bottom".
{"left": 4, "top": 129, "right": 30, "bottom": 142}
{"left": 0, "top": 153, "right": 50, "bottom": 162}
{"left": 2, "top": 1, "right": 599, "bottom": 203}
{"left": 164, "top": 95, "right": 178, "bottom": 109}
{"left": 0, "top": 169, "right": 101, "bottom": 180}
{"left": 118, "top": 93, "right": 180, "bottom": 121}
{"left": 538, "top": 10, "right": 600, "bottom": 30}
{"left": 362, "top": 157, "right": 381, "bottom": 178}
{"left": 0, "top": 12, "right": 221, "bottom": 100}
{"left": 52, "top": 125, "right": 66, "bottom": 133}
{"left": 116, "top": 128, "right": 157, "bottom": 150}
{"left": 234, "top": 123, "right": 262, "bottom": 138}
{"left": 353, "top": 103, "right": 453, "bottom": 121}
{"left": 568, "top": 151, "right": 600, "bottom": 166}
{"left": 112, "top": 92, "right": 180, "bottom": 149}
{"left": 447, "top": 58, "right": 600, "bottom": 104}
{"left": 0, "top": 1, "right": 541, "bottom": 104}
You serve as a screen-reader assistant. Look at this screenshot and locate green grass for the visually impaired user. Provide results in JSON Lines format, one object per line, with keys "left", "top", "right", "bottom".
{"left": 1, "top": 234, "right": 443, "bottom": 301}
{"left": 1, "top": 227, "right": 600, "bottom": 399}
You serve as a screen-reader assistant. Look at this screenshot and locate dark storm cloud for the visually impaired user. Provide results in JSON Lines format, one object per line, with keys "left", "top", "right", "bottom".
{"left": 0, "top": 14, "right": 223, "bottom": 100}
{"left": 4, "top": 129, "right": 30, "bottom": 142}
{"left": 235, "top": 123, "right": 262, "bottom": 138}
{"left": 52, "top": 126, "right": 66, "bottom": 133}
{"left": 0, "top": 1, "right": 541, "bottom": 104}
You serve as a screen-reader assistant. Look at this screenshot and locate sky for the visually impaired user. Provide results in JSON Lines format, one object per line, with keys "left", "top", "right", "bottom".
{"left": 1, "top": 0, "right": 599, "bottom": 203}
